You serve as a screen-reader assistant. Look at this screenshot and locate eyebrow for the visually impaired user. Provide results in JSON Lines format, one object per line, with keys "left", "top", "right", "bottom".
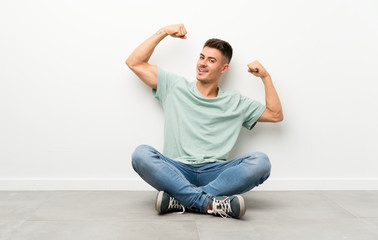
{"left": 200, "top": 53, "right": 217, "bottom": 62}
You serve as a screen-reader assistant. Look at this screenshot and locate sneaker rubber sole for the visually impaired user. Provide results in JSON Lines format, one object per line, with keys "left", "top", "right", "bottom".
{"left": 235, "top": 195, "right": 246, "bottom": 218}
{"left": 155, "top": 191, "right": 164, "bottom": 213}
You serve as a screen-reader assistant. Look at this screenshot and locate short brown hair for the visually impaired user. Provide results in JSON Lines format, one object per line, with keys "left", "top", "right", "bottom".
{"left": 204, "top": 38, "right": 233, "bottom": 64}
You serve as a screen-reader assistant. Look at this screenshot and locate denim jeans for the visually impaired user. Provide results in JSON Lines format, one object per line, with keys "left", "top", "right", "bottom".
{"left": 132, "top": 144, "right": 271, "bottom": 213}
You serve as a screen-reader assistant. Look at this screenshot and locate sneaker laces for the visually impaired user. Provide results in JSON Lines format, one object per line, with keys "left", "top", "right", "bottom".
{"left": 168, "top": 197, "right": 185, "bottom": 214}
{"left": 207, "top": 197, "right": 232, "bottom": 218}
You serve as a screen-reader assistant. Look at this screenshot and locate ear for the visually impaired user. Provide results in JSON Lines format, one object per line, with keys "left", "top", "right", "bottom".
{"left": 221, "top": 63, "right": 229, "bottom": 74}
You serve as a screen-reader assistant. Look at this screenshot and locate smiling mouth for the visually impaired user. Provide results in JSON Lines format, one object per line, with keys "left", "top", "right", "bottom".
{"left": 198, "top": 68, "right": 208, "bottom": 73}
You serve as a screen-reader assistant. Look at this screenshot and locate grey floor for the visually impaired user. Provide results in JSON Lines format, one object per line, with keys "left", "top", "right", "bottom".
{"left": 1, "top": 191, "right": 378, "bottom": 240}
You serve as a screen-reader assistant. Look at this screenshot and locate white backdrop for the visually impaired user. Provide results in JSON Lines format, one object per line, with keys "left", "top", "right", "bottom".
{"left": 1, "top": 0, "right": 377, "bottom": 190}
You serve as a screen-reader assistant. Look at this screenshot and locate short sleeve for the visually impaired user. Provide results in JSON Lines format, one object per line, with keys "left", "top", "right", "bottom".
{"left": 241, "top": 95, "right": 266, "bottom": 130}
{"left": 152, "top": 67, "right": 181, "bottom": 104}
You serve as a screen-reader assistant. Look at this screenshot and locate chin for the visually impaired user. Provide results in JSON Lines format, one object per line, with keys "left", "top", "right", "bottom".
{"left": 196, "top": 74, "right": 207, "bottom": 81}
{"left": 196, "top": 77, "right": 206, "bottom": 82}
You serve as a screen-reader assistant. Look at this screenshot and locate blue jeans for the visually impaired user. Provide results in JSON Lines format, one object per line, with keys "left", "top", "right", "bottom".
{"left": 132, "top": 144, "right": 271, "bottom": 213}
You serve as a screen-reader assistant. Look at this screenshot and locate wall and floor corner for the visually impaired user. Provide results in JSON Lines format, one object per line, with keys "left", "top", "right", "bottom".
{"left": 0, "top": 0, "right": 377, "bottom": 191}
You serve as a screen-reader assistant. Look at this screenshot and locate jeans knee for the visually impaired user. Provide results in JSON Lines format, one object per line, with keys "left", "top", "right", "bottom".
{"left": 253, "top": 152, "right": 272, "bottom": 176}
{"left": 131, "top": 144, "right": 154, "bottom": 170}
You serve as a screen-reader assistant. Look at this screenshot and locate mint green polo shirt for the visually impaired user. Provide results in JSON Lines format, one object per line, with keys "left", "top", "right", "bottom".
{"left": 152, "top": 67, "right": 266, "bottom": 167}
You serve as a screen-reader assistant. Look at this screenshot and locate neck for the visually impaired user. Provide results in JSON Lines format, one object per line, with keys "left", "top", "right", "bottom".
{"left": 196, "top": 80, "right": 219, "bottom": 98}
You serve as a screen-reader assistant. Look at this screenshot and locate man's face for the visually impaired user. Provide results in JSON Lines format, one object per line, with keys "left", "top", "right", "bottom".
{"left": 196, "top": 47, "right": 229, "bottom": 83}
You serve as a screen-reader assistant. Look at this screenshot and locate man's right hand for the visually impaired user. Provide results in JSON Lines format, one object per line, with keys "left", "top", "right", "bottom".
{"left": 161, "top": 24, "right": 187, "bottom": 39}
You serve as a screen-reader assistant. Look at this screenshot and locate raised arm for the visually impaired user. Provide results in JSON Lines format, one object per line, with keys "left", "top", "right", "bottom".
{"left": 248, "top": 60, "right": 284, "bottom": 122}
{"left": 125, "top": 24, "right": 187, "bottom": 89}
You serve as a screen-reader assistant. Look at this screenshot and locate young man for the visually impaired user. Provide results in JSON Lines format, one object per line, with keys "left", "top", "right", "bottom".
{"left": 126, "top": 24, "right": 283, "bottom": 219}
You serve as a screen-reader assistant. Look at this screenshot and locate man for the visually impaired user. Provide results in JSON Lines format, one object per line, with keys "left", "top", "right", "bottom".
{"left": 126, "top": 24, "right": 283, "bottom": 219}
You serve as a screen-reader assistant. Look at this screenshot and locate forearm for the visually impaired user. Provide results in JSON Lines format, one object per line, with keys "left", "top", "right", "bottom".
{"left": 262, "top": 75, "right": 283, "bottom": 120}
{"left": 126, "top": 28, "right": 168, "bottom": 68}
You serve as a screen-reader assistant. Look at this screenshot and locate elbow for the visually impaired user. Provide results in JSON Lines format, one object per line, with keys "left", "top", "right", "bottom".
{"left": 125, "top": 56, "right": 139, "bottom": 70}
{"left": 125, "top": 58, "right": 134, "bottom": 69}
{"left": 276, "top": 115, "right": 284, "bottom": 122}
{"left": 273, "top": 112, "right": 284, "bottom": 122}
{"left": 260, "top": 108, "right": 284, "bottom": 123}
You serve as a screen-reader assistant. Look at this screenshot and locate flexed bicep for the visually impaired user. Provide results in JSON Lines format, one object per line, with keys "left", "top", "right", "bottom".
{"left": 126, "top": 24, "right": 187, "bottom": 89}
{"left": 128, "top": 63, "right": 157, "bottom": 89}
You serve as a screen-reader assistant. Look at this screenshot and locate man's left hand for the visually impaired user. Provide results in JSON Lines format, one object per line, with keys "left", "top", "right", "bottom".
{"left": 248, "top": 60, "right": 269, "bottom": 78}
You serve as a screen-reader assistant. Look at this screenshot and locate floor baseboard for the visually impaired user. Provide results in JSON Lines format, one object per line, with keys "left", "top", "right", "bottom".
{"left": 0, "top": 178, "right": 377, "bottom": 191}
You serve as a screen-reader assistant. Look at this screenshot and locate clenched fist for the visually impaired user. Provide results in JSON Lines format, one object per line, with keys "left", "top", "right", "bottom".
{"left": 162, "top": 24, "right": 187, "bottom": 39}
{"left": 248, "top": 60, "right": 269, "bottom": 78}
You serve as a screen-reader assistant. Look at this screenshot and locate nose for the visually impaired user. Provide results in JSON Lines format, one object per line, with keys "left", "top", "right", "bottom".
{"left": 199, "top": 59, "right": 207, "bottom": 67}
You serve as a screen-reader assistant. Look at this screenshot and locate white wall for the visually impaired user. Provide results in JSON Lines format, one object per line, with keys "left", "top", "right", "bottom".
{"left": 1, "top": 0, "right": 377, "bottom": 190}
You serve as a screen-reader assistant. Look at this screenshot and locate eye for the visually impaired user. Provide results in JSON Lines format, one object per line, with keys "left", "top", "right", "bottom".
{"left": 210, "top": 59, "right": 215, "bottom": 63}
